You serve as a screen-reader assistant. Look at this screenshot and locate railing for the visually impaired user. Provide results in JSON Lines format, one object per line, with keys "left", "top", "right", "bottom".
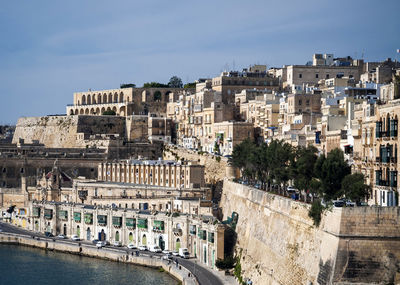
{"left": 67, "top": 101, "right": 130, "bottom": 107}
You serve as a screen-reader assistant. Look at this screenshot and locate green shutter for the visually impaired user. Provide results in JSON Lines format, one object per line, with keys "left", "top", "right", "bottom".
{"left": 74, "top": 212, "right": 81, "bottom": 222}
{"left": 137, "top": 218, "right": 148, "bottom": 229}
{"left": 33, "top": 207, "right": 40, "bottom": 218}
{"left": 58, "top": 210, "right": 68, "bottom": 220}
{"left": 112, "top": 216, "right": 122, "bottom": 227}
{"left": 153, "top": 220, "right": 164, "bottom": 231}
{"left": 84, "top": 213, "right": 93, "bottom": 224}
{"left": 208, "top": 232, "right": 214, "bottom": 243}
{"left": 126, "top": 218, "right": 136, "bottom": 228}
{"left": 98, "top": 215, "right": 107, "bottom": 226}
{"left": 44, "top": 209, "right": 53, "bottom": 219}
{"left": 190, "top": 225, "right": 196, "bottom": 235}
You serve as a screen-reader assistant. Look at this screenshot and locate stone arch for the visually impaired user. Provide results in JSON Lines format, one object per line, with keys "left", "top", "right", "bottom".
{"left": 128, "top": 232, "right": 133, "bottom": 242}
{"left": 108, "top": 93, "right": 112, "bottom": 103}
{"left": 85, "top": 108, "right": 89, "bottom": 115}
{"left": 74, "top": 109, "right": 78, "bottom": 115}
{"left": 92, "top": 95, "right": 96, "bottom": 104}
{"left": 142, "top": 234, "right": 147, "bottom": 245}
{"left": 114, "top": 92, "right": 118, "bottom": 103}
{"left": 80, "top": 109, "right": 84, "bottom": 115}
{"left": 96, "top": 107, "right": 100, "bottom": 115}
{"left": 103, "top": 93, "right": 107, "bottom": 104}
{"left": 175, "top": 238, "right": 181, "bottom": 251}
{"left": 119, "top": 106, "right": 126, "bottom": 116}
{"left": 69, "top": 109, "right": 74, "bottom": 115}
{"left": 77, "top": 100, "right": 80, "bottom": 105}
{"left": 101, "top": 107, "right": 106, "bottom": 114}
{"left": 154, "top": 90, "right": 162, "bottom": 102}
{"left": 164, "top": 91, "right": 171, "bottom": 102}
{"left": 87, "top": 94, "right": 91, "bottom": 105}
{"left": 76, "top": 225, "right": 80, "bottom": 237}
{"left": 119, "top": 92, "right": 124, "bottom": 102}
{"left": 90, "top": 108, "right": 95, "bottom": 114}
{"left": 115, "top": 231, "right": 120, "bottom": 242}
{"left": 97, "top": 94, "right": 102, "bottom": 104}
{"left": 82, "top": 95, "right": 86, "bottom": 105}
{"left": 112, "top": 106, "right": 117, "bottom": 113}
{"left": 106, "top": 107, "right": 111, "bottom": 112}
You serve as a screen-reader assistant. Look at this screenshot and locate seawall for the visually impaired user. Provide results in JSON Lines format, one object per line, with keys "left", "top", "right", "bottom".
{"left": 0, "top": 233, "right": 196, "bottom": 285}
{"left": 220, "top": 179, "right": 400, "bottom": 285}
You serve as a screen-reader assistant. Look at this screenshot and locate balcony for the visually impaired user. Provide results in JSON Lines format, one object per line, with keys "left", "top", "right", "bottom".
{"left": 173, "top": 228, "right": 183, "bottom": 236}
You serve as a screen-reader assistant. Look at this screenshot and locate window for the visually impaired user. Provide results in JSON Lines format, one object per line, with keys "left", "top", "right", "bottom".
{"left": 315, "top": 74, "right": 319, "bottom": 78}
{"left": 299, "top": 99, "right": 302, "bottom": 106}
{"left": 299, "top": 74, "right": 302, "bottom": 78}
{"left": 306, "top": 100, "right": 310, "bottom": 106}
{"left": 326, "top": 74, "right": 329, "bottom": 79}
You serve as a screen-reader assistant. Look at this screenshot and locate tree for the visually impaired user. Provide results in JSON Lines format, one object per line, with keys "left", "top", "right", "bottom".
{"left": 120, "top": 83, "right": 136, "bottom": 88}
{"left": 153, "top": 91, "right": 162, "bottom": 101}
{"left": 293, "top": 146, "right": 318, "bottom": 197}
{"left": 168, "top": 76, "right": 183, "bottom": 88}
{"left": 143, "top": 82, "right": 168, "bottom": 88}
{"left": 102, "top": 110, "right": 116, "bottom": 115}
{"left": 231, "top": 139, "right": 257, "bottom": 181}
{"left": 341, "top": 173, "right": 370, "bottom": 203}
{"left": 319, "top": 148, "right": 351, "bottom": 200}
{"left": 184, "top": 82, "right": 196, "bottom": 89}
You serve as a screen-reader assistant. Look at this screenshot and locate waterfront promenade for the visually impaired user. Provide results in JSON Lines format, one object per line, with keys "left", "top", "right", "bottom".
{"left": 0, "top": 221, "right": 235, "bottom": 285}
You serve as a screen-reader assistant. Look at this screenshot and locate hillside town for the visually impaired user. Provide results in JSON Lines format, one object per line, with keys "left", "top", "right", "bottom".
{"left": 1, "top": 52, "right": 400, "bottom": 285}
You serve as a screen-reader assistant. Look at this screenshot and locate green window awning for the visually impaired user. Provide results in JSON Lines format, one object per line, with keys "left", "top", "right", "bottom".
{"left": 84, "top": 213, "right": 93, "bottom": 224}
{"left": 74, "top": 212, "right": 81, "bottom": 223}
{"left": 126, "top": 218, "right": 136, "bottom": 228}
{"left": 32, "top": 207, "right": 40, "bottom": 218}
{"left": 44, "top": 209, "right": 53, "bottom": 219}
{"left": 58, "top": 210, "right": 68, "bottom": 220}
{"left": 153, "top": 220, "right": 164, "bottom": 231}
{"left": 112, "top": 216, "right": 122, "bottom": 227}
{"left": 97, "top": 215, "right": 107, "bottom": 226}
{"left": 137, "top": 218, "right": 147, "bottom": 229}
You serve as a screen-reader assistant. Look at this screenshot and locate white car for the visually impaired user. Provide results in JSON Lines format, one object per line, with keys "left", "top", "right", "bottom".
{"left": 96, "top": 241, "right": 105, "bottom": 248}
{"left": 57, "top": 234, "right": 66, "bottom": 239}
{"left": 172, "top": 251, "right": 179, "bottom": 256}
{"left": 149, "top": 245, "right": 162, "bottom": 253}
{"left": 138, "top": 245, "right": 147, "bottom": 251}
{"left": 71, "top": 235, "right": 80, "bottom": 241}
{"left": 127, "top": 243, "right": 137, "bottom": 249}
{"left": 113, "top": 241, "right": 122, "bottom": 247}
{"left": 162, "top": 249, "right": 171, "bottom": 254}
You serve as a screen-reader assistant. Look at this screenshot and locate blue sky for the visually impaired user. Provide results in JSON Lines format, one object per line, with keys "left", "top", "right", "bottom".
{"left": 1, "top": 0, "right": 399, "bottom": 124}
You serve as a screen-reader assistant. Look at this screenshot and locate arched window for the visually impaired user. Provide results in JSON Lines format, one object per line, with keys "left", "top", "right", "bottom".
{"left": 82, "top": 95, "right": 86, "bottom": 105}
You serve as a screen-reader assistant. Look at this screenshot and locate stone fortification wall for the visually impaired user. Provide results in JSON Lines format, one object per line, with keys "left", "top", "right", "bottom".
{"left": 221, "top": 179, "right": 400, "bottom": 284}
{"left": 12, "top": 115, "right": 125, "bottom": 148}
{"left": 163, "top": 146, "right": 228, "bottom": 184}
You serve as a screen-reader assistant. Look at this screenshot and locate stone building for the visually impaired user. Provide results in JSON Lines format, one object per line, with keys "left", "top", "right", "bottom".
{"left": 28, "top": 201, "right": 225, "bottom": 270}
{"left": 98, "top": 159, "right": 205, "bottom": 189}
{"left": 213, "top": 121, "right": 254, "bottom": 155}
{"left": 66, "top": 87, "right": 189, "bottom": 117}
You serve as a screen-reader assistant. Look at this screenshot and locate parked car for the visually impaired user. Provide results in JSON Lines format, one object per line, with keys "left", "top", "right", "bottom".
{"left": 287, "top": 186, "right": 298, "bottom": 193}
{"left": 96, "top": 241, "right": 106, "bottom": 248}
{"left": 45, "top": 232, "right": 54, "bottom": 237}
{"left": 333, "top": 200, "right": 345, "bottom": 207}
{"left": 71, "top": 235, "right": 80, "bottom": 241}
{"left": 138, "top": 245, "right": 147, "bottom": 251}
{"left": 57, "top": 234, "right": 66, "bottom": 239}
{"left": 179, "top": 248, "right": 189, "bottom": 259}
{"left": 92, "top": 239, "right": 99, "bottom": 244}
{"left": 113, "top": 241, "right": 122, "bottom": 247}
{"left": 172, "top": 251, "right": 179, "bottom": 256}
{"left": 162, "top": 252, "right": 173, "bottom": 260}
{"left": 127, "top": 243, "right": 137, "bottom": 249}
{"left": 149, "top": 245, "right": 162, "bottom": 253}
{"left": 346, "top": 201, "right": 355, "bottom": 207}
{"left": 162, "top": 250, "right": 171, "bottom": 254}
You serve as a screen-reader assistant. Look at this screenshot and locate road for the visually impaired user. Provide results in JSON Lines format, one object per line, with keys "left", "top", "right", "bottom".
{"left": 0, "top": 221, "right": 224, "bottom": 285}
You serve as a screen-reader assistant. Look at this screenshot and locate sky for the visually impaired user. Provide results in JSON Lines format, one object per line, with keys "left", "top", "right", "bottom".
{"left": 1, "top": 0, "right": 399, "bottom": 124}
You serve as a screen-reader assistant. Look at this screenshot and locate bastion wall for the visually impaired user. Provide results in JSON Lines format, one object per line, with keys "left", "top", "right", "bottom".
{"left": 221, "top": 179, "right": 400, "bottom": 285}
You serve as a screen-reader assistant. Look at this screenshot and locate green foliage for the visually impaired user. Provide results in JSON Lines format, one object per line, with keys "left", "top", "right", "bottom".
{"left": 168, "top": 76, "right": 183, "bottom": 88}
{"left": 318, "top": 148, "right": 351, "bottom": 200}
{"left": 158, "top": 267, "right": 165, "bottom": 272}
{"left": 215, "top": 256, "right": 235, "bottom": 269}
{"left": 216, "top": 156, "right": 221, "bottom": 162}
{"left": 102, "top": 110, "right": 116, "bottom": 115}
{"left": 293, "top": 146, "right": 318, "bottom": 194}
{"left": 153, "top": 90, "right": 162, "bottom": 101}
{"left": 143, "top": 82, "right": 169, "bottom": 88}
{"left": 341, "top": 173, "right": 370, "bottom": 203}
{"left": 308, "top": 200, "right": 324, "bottom": 226}
{"left": 184, "top": 82, "right": 196, "bottom": 89}
{"left": 120, "top": 83, "right": 136, "bottom": 88}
